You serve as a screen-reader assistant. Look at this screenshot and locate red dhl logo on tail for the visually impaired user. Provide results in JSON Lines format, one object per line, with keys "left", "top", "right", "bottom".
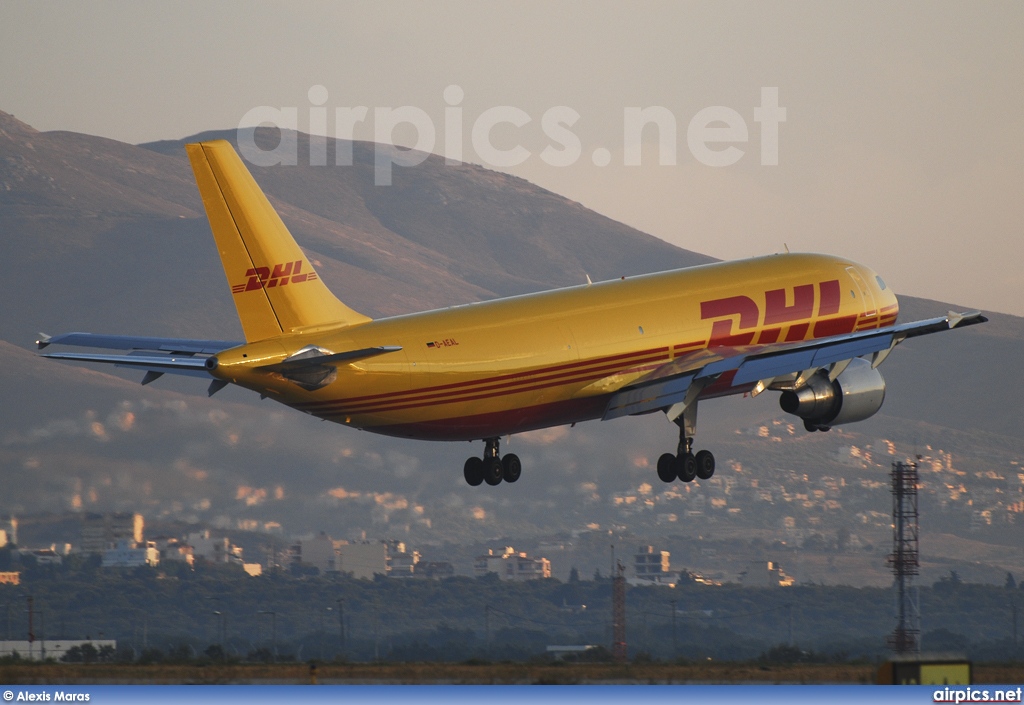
{"left": 700, "top": 279, "right": 860, "bottom": 347}
{"left": 231, "top": 260, "right": 317, "bottom": 294}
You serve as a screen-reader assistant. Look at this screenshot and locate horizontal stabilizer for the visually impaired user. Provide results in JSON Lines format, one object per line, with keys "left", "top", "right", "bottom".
{"left": 40, "top": 351, "right": 212, "bottom": 378}
{"left": 37, "top": 332, "right": 241, "bottom": 354}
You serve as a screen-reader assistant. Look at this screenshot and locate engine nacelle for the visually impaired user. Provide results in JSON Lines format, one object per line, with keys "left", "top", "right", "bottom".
{"left": 779, "top": 358, "right": 885, "bottom": 430}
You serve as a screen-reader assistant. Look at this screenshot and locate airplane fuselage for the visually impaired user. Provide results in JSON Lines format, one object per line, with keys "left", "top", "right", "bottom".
{"left": 210, "top": 252, "right": 898, "bottom": 441}
{"left": 40, "top": 140, "right": 984, "bottom": 488}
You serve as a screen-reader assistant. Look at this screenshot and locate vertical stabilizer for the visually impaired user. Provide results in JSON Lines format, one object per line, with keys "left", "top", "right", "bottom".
{"left": 186, "top": 140, "right": 370, "bottom": 342}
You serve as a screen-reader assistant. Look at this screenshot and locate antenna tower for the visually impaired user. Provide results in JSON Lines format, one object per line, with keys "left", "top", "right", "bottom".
{"left": 887, "top": 459, "right": 920, "bottom": 654}
{"left": 612, "top": 560, "right": 627, "bottom": 662}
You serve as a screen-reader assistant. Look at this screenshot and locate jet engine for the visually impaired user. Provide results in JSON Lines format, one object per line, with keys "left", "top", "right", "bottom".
{"left": 778, "top": 358, "right": 886, "bottom": 432}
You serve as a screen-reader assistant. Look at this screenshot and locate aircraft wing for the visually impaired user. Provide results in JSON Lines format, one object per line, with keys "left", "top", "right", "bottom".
{"left": 603, "top": 310, "right": 987, "bottom": 420}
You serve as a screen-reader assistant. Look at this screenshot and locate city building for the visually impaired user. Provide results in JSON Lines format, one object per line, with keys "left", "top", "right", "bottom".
{"left": 474, "top": 547, "right": 551, "bottom": 581}
{"left": 188, "top": 530, "right": 243, "bottom": 564}
{"left": 0, "top": 639, "right": 117, "bottom": 661}
{"left": 414, "top": 561, "right": 454, "bottom": 579}
{"left": 102, "top": 539, "right": 159, "bottom": 568}
{"left": 80, "top": 512, "right": 143, "bottom": 554}
{"left": 20, "top": 548, "right": 63, "bottom": 566}
{"left": 633, "top": 545, "right": 671, "bottom": 581}
{"left": 292, "top": 532, "right": 339, "bottom": 574}
{"left": 546, "top": 645, "right": 600, "bottom": 661}
{"left": 0, "top": 572, "right": 19, "bottom": 585}
{"left": 740, "top": 561, "right": 795, "bottom": 587}
{"left": 339, "top": 541, "right": 388, "bottom": 579}
{"left": 152, "top": 537, "right": 195, "bottom": 567}
{"left": 386, "top": 541, "right": 420, "bottom": 577}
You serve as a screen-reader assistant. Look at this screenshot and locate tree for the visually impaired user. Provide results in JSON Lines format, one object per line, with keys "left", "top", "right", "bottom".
{"left": 836, "top": 526, "right": 851, "bottom": 553}
{"left": 1006, "top": 572, "right": 1017, "bottom": 590}
{"left": 63, "top": 643, "right": 100, "bottom": 663}
{"left": 934, "top": 570, "right": 963, "bottom": 592}
{"left": 568, "top": 567, "right": 580, "bottom": 583}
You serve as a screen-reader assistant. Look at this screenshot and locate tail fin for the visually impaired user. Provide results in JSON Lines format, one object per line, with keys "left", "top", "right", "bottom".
{"left": 186, "top": 140, "right": 370, "bottom": 342}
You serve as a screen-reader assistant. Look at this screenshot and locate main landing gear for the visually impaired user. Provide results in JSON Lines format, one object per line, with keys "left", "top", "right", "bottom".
{"left": 656, "top": 435, "right": 715, "bottom": 483}
{"left": 656, "top": 400, "right": 715, "bottom": 484}
{"left": 464, "top": 438, "right": 521, "bottom": 487}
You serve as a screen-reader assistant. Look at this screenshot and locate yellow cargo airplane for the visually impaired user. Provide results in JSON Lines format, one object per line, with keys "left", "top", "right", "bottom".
{"left": 39, "top": 140, "right": 986, "bottom": 487}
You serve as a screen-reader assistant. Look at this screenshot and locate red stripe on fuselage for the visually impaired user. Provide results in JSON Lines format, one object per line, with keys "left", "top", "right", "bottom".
{"left": 296, "top": 346, "right": 671, "bottom": 410}
{"left": 321, "top": 352, "right": 670, "bottom": 415}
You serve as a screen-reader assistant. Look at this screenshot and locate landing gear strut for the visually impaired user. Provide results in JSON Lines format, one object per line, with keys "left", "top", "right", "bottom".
{"left": 464, "top": 438, "right": 521, "bottom": 487}
{"left": 656, "top": 402, "right": 715, "bottom": 484}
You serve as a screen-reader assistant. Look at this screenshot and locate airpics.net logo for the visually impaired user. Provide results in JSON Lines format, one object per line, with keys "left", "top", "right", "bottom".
{"left": 236, "top": 85, "right": 786, "bottom": 186}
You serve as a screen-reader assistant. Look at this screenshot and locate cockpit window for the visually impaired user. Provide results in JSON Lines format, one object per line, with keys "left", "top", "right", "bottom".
{"left": 875, "top": 275, "right": 887, "bottom": 291}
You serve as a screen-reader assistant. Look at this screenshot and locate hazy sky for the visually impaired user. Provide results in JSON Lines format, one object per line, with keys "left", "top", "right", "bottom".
{"left": 1, "top": 1, "right": 1021, "bottom": 315}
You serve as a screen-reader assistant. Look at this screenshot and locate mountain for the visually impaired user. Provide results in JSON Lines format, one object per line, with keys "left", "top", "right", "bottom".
{"left": 2, "top": 110, "right": 1022, "bottom": 586}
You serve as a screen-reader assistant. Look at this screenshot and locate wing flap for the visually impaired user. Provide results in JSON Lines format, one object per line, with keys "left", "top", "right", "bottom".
{"left": 603, "top": 372, "right": 698, "bottom": 420}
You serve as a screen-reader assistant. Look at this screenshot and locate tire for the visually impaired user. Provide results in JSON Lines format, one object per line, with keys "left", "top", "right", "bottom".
{"left": 483, "top": 456, "right": 504, "bottom": 485}
{"left": 657, "top": 453, "right": 677, "bottom": 483}
{"left": 502, "top": 453, "right": 522, "bottom": 483}
{"left": 677, "top": 453, "right": 697, "bottom": 483}
{"left": 695, "top": 449, "right": 716, "bottom": 480}
{"left": 464, "top": 457, "right": 484, "bottom": 486}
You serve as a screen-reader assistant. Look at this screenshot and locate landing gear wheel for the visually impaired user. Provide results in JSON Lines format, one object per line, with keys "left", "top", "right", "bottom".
{"left": 502, "top": 453, "right": 522, "bottom": 483}
{"left": 483, "top": 456, "right": 504, "bottom": 485}
{"left": 464, "top": 457, "right": 484, "bottom": 486}
{"left": 657, "top": 453, "right": 677, "bottom": 483}
{"left": 677, "top": 453, "right": 697, "bottom": 483}
{"left": 695, "top": 449, "right": 716, "bottom": 480}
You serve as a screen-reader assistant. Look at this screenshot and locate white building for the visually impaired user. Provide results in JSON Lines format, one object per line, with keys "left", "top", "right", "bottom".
{"left": 339, "top": 542, "right": 388, "bottom": 579}
{"left": 188, "top": 530, "right": 242, "bottom": 564}
{"left": 152, "top": 537, "right": 195, "bottom": 567}
{"left": 0, "top": 639, "right": 117, "bottom": 661}
{"left": 474, "top": 547, "right": 551, "bottom": 581}
{"left": 20, "top": 547, "right": 64, "bottom": 566}
{"left": 293, "top": 532, "right": 339, "bottom": 573}
{"left": 102, "top": 539, "right": 159, "bottom": 568}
